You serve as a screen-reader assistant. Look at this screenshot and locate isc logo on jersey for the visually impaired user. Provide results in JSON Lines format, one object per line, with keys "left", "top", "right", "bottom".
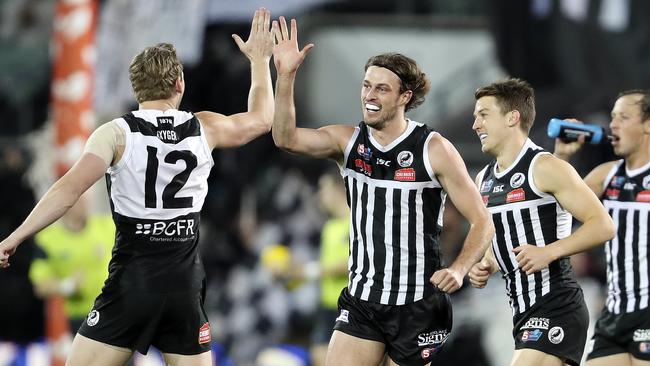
{"left": 135, "top": 219, "right": 196, "bottom": 237}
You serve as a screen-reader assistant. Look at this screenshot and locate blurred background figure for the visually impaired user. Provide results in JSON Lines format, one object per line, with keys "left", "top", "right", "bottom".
{"left": 264, "top": 168, "right": 350, "bottom": 366}
{"left": 309, "top": 170, "right": 350, "bottom": 366}
{"left": 0, "top": 144, "right": 49, "bottom": 366}
{"left": 29, "top": 192, "right": 114, "bottom": 331}
{"left": 2, "top": 0, "right": 650, "bottom": 365}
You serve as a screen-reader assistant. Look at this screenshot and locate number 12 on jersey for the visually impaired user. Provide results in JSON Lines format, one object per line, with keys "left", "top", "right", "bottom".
{"left": 144, "top": 146, "right": 197, "bottom": 209}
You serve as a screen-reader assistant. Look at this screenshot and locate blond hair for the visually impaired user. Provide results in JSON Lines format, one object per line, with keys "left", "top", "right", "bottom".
{"left": 129, "top": 43, "right": 183, "bottom": 103}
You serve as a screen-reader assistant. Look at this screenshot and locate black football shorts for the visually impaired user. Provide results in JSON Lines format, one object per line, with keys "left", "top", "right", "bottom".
{"left": 333, "top": 287, "right": 452, "bottom": 366}
{"left": 78, "top": 284, "right": 211, "bottom": 355}
{"left": 587, "top": 306, "right": 650, "bottom": 361}
{"left": 512, "top": 287, "right": 589, "bottom": 366}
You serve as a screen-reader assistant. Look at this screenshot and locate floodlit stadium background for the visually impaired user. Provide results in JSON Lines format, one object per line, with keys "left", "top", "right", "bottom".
{"left": 0, "top": 0, "right": 647, "bottom": 365}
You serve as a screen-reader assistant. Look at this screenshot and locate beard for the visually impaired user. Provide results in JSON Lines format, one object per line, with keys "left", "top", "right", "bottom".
{"left": 364, "top": 107, "right": 397, "bottom": 131}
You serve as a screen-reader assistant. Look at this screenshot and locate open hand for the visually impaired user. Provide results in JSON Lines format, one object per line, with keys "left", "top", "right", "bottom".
{"left": 272, "top": 16, "right": 314, "bottom": 76}
{"left": 232, "top": 8, "right": 274, "bottom": 62}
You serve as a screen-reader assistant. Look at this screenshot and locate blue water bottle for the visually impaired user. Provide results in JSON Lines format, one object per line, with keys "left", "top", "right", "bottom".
{"left": 547, "top": 118, "right": 605, "bottom": 144}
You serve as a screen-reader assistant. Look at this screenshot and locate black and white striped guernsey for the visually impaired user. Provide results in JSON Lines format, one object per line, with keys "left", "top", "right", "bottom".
{"left": 601, "top": 159, "right": 650, "bottom": 314}
{"left": 341, "top": 120, "right": 446, "bottom": 306}
{"left": 104, "top": 109, "right": 214, "bottom": 293}
{"left": 479, "top": 139, "right": 579, "bottom": 315}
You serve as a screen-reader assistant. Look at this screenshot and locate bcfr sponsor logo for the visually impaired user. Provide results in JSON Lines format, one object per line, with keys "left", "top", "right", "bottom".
{"left": 135, "top": 219, "right": 196, "bottom": 237}
{"left": 198, "top": 322, "right": 211, "bottom": 344}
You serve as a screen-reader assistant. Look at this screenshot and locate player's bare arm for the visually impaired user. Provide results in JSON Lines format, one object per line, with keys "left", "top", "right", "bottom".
{"left": 552, "top": 119, "right": 616, "bottom": 197}
{"left": 0, "top": 152, "right": 109, "bottom": 268}
{"left": 512, "top": 154, "right": 615, "bottom": 275}
{"left": 197, "top": 8, "right": 274, "bottom": 149}
{"left": 583, "top": 160, "right": 618, "bottom": 197}
{"left": 468, "top": 167, "right": 499, "bottom": 288}
{"left": 270, "top": 16, "right": 353, "bottom": 161}
{"left": 428, "top": 134, "right": 495, "bottom": 293}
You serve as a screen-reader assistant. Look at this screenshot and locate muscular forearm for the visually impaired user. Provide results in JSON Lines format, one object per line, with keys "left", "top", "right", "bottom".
{"left": 449, "top": 220, "right": 494, "bottom": 276}
{"left": 247, "top": 59, "right": 274, "bottom": 125}
{"left": 11, "top": 178, "right": 81, "bottom": 244}
{"left": 272, "top": 73, "right": 298, "bottom": 150}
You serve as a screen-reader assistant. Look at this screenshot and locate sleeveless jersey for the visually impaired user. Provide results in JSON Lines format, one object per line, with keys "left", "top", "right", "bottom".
{"left": 601, "top": 159, "right": 650, "bottom": 314}
{"left": 104, "top": 109, "right": 214, "bottom": 292}
{"left": 479, "top": 139, "right": 578, "bottom": 315}
{"left": 341, "top": 120, "right": 446, "bottom": 305}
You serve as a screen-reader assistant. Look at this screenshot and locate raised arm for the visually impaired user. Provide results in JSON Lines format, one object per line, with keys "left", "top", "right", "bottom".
{"left": 512, "top": 155, "right": 615, "bottom": 274}
{"left": 271, "top": 16, "right": 353, "bottom": 161}
{"left": 428, "top": 134, "right": 495, "bottom": 293}
{"left": 196, "top": 8, "right": 275, "bottom": 149}
{"left": 552, "top": 118, "right": 614, "bottom": 197}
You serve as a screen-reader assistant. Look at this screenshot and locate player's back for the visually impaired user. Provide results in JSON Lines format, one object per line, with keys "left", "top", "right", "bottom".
{"left": 104, "top": 109, "right": 214, "bottom": 293}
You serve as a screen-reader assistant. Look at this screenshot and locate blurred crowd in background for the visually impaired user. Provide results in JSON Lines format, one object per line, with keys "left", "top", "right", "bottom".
{"left": 0, "top": 0, "right": 649, "bottom": 365}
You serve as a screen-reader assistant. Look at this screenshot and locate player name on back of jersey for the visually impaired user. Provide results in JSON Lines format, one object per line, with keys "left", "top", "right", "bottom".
{"left": 156, "top": 116, "right": 178, "bottom": 143}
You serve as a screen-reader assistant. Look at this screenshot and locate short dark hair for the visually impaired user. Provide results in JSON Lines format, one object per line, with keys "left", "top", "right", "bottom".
{"left": 365, "top": 53, "right": 431, "bottom": 112}
{"left": 475, "top": 78, "right": 536, "bottom": 132}
{"left": 617, "top": 89, "right": 650, "bottom": 121}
